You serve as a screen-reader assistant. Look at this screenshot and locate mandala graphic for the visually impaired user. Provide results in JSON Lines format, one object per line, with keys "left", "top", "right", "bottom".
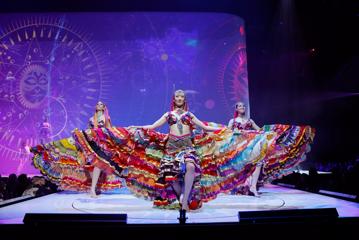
{"left": 0, "top": 16, "right": 109, "bottom": 172}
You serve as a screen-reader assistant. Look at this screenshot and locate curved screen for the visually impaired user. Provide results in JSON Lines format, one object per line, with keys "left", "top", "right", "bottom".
{"left": 0, "top": 12, "right": 249, "bottom": 175}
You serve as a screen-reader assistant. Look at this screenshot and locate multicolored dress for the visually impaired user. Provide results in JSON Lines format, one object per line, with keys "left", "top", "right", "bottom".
{"left": 150, "top": 111, "right": 202, "bottom": 208}
{"left": 219, "top": 118, "right": 315, "bottom": 194}
{"left": 31, "top": 112, "right": 315, "bottom": 210}
{"left": 31, "top": 117, "right": 126, "bottom": 192}
{"left": 120, "top": 112, "right": 229, "bottom": 209}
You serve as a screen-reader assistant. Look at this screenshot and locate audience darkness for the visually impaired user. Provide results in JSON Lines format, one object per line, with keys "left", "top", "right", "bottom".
{"left": 0, "top": 174, "right": 58, "bottom": 202}
{"left": 273, "top": 158, "right": 359, "bottom": 201}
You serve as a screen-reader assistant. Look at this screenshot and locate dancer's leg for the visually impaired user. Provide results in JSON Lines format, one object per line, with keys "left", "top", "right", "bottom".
{"left": 248, "top": 136, "right": 267, "bottom": 197}
{"left": 172, "top": 180, "right": 182, "bottom": 200}
{"left": 182, "top": 162, "right": 195, "bottom": 210}
{"left": 90, "top": 166, "right": 101, "bottom": 198}
{"left": 249, "top": 164, "right": 261, "bottom": 197}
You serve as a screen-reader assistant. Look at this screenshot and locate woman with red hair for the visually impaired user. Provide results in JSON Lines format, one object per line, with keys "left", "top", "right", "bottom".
{"left": 228, "top": 101, "right": 262, "bottom": 196}
{"left": 87, "top": 101, "right": 113, "bottom": 197}
{"left": 225, "top": 101, "right": 315, "bottom": 197}
{"left": 129, "top": 90, "right": 221, "bottom": 211}
{"left": 31, "top": 101, "right": 123, "bottom": 197}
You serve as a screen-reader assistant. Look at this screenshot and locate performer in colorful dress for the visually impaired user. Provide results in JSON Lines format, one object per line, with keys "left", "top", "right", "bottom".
{"left": 86, "top": 101, "right": 115, "bottom": 197}
{"left": 228, "top": 101, "right": 262, "bottom": 196}
{"left": 224, "top": 101, "right": 315, "bottom": 197}
{"left": 31, "top": 101, "right": 123, "bottom": 196}
{"left": 128, "top": 89, "right": 222, "bottom": 211}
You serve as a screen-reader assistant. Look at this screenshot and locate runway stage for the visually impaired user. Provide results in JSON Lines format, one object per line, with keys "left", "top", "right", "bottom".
{"left": 1, "top": 184, "right": 359, "bottom": 224}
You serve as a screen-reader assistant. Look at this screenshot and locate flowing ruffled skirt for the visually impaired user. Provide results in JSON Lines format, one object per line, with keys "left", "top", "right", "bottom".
{"left": 31, "top": 124, "right": 315, "bottom": 209}
{"left": 31, "top": 127, "right": 133, "bottom": 191}
{"left": 215, "top": 124, "right": 315, "bottom": 195}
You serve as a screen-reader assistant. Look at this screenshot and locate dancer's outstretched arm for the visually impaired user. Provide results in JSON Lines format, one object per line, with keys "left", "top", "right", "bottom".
{"left": 250, "top": 119, "right": 261, "bottom": 130}
{"left": 128, "top": 113, "right": 168, "bottom": 130}
{"left": 191, "top": 113, "right": 223, "bottom": 132}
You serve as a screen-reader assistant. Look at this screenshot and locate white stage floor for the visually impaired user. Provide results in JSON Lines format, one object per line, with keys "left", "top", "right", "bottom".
{"left": 1, "top": 184, "right": 359, "bottom": 224}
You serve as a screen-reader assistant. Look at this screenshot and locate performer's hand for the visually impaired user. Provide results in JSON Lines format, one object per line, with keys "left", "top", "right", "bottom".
{"left": 126, "top": 126, "right": 138, "bottom": 133}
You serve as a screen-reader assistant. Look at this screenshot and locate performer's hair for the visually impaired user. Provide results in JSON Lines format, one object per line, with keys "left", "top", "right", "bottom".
{"left": 170, "top": 89, "right": 189, "bottom": 111}
{"left": 94, "top": 101, "right": 112, "bottom": 128}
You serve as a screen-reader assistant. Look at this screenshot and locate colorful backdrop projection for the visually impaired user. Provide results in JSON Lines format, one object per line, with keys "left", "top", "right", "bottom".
{"left": 0, "top": 12, "right": 249, "bottom": 175}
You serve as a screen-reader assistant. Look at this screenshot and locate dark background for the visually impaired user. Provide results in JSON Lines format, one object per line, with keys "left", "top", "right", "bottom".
{"left": 1, "top": 0, "right": 358, "bottom": 169}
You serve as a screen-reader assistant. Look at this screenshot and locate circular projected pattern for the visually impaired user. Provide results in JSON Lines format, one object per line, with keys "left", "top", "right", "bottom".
{"left": 0, "top": 17, "right": 109, "bottom": 170}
